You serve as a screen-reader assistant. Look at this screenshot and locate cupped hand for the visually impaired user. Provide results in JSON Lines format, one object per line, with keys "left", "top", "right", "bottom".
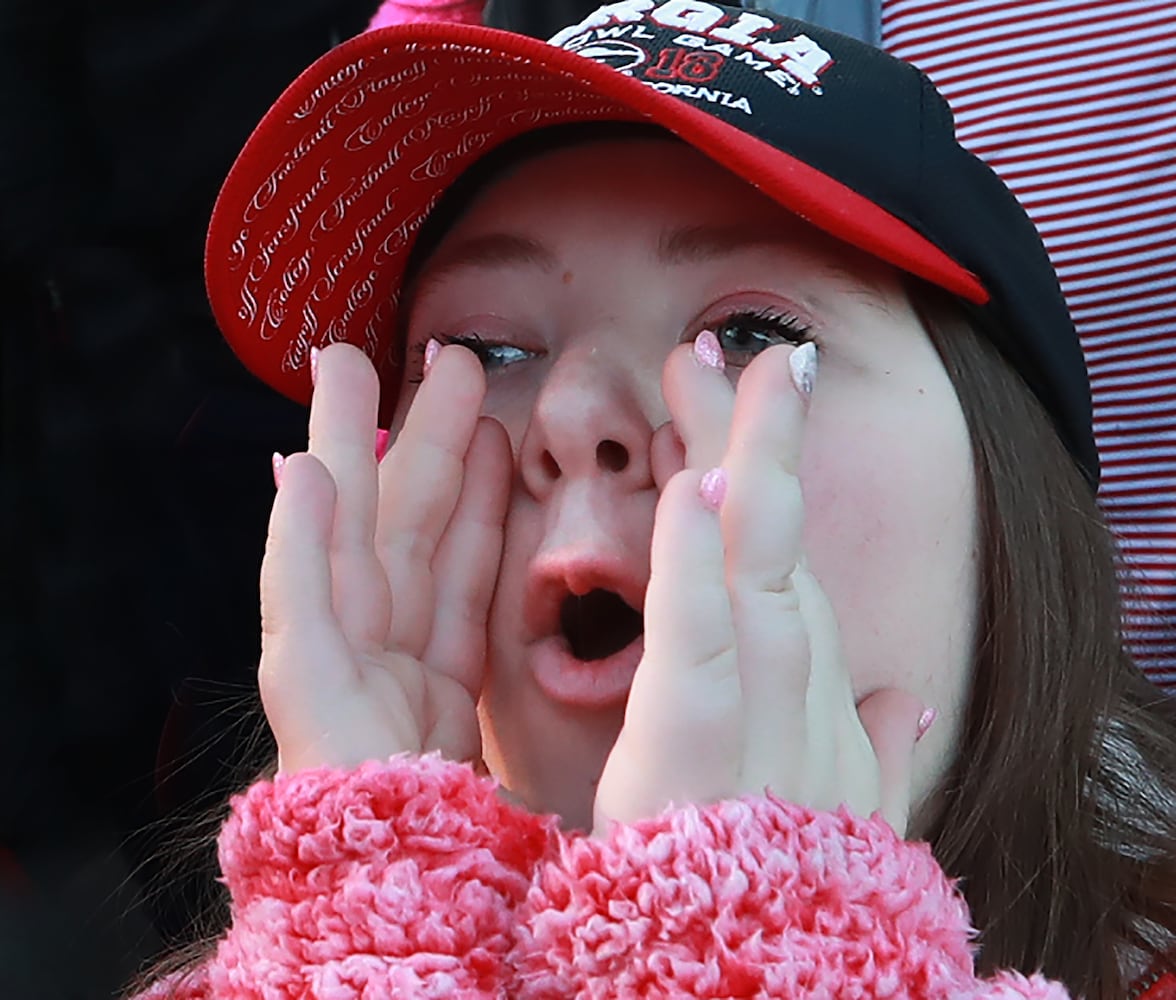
{"left": 259, "top": 343, "right": 511, "bottom": 774}
{"left": 593, "top": 339, "right": 926, "bottom": 837}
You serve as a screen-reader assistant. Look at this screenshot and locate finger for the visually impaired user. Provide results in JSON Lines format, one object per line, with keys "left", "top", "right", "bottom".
{"left": 722, "top": 347, "right": 868, "bottom": 808}
{"left": 856, "top": 688, "right": 924, "bottom": 837}
{"left": 258, "top": 453, "right": 360, "bottom": 762}
{"left": 662, "top": 337, "right": 735, "bottom": 471}
{"left": 306, "top": 345, "right": 385, "bottom": 642}
{"left": 650, "top": 421, "right": 685, "bottom": 494}
{"left": 788, "top": 566, "right": 865, "bottom": 796}
{"left": 377, "top": 344, "right": 487, "bottom": 654}
{"left": 618, "top": 468, "right": 742, "bottom": 810}
{"left": 722, "top": 343, "right": 805, "bottom": 470}
{"left": 422, "top": 416, "right": 511, "bottom": 696}
{"left": 260, "top": 452, "right": 338, "bottom": 642}
{"left": 307, "top": 343, "right": 381, "bottom": 551}
{"left": 719, "top": 347, "right": 811, "bottom": 786}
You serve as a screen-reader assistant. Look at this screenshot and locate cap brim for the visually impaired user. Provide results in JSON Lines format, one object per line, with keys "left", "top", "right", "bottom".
{"left": 206, "top": 21, "right": 985, "bottom": 413}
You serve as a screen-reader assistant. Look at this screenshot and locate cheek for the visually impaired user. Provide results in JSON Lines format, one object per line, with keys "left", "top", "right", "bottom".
{"left": 391, "top": 375, "right": 538, "bottom": 451}
{"left": 483, "top": 366, "right": 556, "bottom": 458}
{"left": 488, "top": 504, "right": 537, "bottom": 638}
{"left": 800, "top": 398, "right": 978, "bottom": 699}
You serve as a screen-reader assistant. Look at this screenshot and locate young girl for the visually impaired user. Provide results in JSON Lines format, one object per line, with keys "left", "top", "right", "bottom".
{"left": 142, "top": 3, "right": 1176, "bottom": 997}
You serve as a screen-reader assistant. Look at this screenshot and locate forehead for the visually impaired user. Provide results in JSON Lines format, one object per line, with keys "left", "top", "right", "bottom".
{"left": 448, "top": 135, "right": 777, "bottom": 227}
{"left": 408, "top": 136, "right": 902, "bottom": 307}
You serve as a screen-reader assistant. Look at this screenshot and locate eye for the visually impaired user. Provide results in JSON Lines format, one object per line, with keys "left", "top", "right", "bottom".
{"left": 408, "top": 332, "right": 534, "bottom": 380}
{"left": 711, "top": 307, "right": 813, "bottom": 366}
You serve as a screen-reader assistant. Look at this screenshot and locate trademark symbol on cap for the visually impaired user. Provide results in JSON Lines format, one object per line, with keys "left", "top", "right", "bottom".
{"left": 570, "top": 38, "right": 648, "bottom": 74}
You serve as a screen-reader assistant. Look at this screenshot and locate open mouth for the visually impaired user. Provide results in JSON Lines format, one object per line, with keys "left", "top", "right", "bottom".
{"left": 559, "top": 589, "right": 644, "bottom": 661}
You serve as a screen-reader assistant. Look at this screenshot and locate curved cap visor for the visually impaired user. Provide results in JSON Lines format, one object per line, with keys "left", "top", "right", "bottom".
{"left": 205, "top": 21, "right": 985, "bottom": 417}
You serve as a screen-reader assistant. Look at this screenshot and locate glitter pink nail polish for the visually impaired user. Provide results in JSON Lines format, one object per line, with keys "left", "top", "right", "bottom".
{"left": 310, "top": 346, "right": 321, "bottom": 386}
{"left": 693, "top": 330, "right": 725, "bottom": 371}
{"left": 699, "top": 467, "right": 728, "bottom": 511}
{"left": 423, "top": 338, "right": 440, "bottom": 377}
{"left": 272, "top": 452, "right": 286, "bottom": 489}
{"left": 916, "top": 707, "right": 938, "bottom": 742}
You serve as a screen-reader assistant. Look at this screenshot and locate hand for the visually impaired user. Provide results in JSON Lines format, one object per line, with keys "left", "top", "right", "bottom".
{"left": 258, "top": 343, "right": 511, "bottom": 773}
{"left": 593, "top": 341, "right": 925, "bottom": 837}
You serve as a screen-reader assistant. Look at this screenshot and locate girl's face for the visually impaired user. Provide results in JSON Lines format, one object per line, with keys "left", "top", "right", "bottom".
{"left": 397, "top": 138, "right": 979, "bottom": 832}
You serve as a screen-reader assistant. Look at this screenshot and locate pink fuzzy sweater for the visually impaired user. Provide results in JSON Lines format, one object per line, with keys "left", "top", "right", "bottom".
{"left": 140, "top": 754, "right": 1069, "bottom": 998}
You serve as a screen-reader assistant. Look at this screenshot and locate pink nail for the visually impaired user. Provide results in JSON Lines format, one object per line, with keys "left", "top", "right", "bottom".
{"left": 916, "top": 707, "right": 938, "bottom": 742}
{"left": 374, "top": 429, "right": 391, "bottom": 461}
{"left": 423, "top": 338, "right": 440, "bottom": 377}
{"left": 698, "top": 467, "right": 727, "bottom": 512}
{"left": 789, "top": 342, "right": 817, "bottom": 398}
{"left": 693, "top": 330, "right": 725, "bottom": 371}
{"left": 272, "top": 452, "right": 286, "bottom": 489}
{"left": 310, "top": 346, "right": 322, "bottom": 386}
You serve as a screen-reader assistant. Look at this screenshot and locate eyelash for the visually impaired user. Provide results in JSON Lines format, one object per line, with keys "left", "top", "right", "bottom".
{"left": 708, "top": 307, "right": 813, "bottom": 365}
{"left": 406, "top": 306, "right": 814, "bottom": 381}
{"left": 406, "top": 333, "right": 531, "bottom": 382}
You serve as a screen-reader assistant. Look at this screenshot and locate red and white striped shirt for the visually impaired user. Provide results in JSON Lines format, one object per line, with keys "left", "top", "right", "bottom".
{"left": 883, "top": 0, "right": 1176, "bottom": 692}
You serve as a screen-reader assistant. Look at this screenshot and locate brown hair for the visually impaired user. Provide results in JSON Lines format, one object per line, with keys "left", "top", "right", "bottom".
{"left": 914, "top": 283, "right": 1176, "bottom": 998}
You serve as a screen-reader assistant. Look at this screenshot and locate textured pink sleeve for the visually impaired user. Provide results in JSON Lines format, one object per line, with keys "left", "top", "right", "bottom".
{"left": 170, "top": 754, "right": 555, "bottom": 999}
{"left": 367, "top": 0, "right": 484, "bottom": 30}
{"left": 515, "top": 795, "right": 1071, "bottom": 999}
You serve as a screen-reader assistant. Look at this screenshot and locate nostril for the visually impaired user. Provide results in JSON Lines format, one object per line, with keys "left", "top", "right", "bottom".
{"left": 596, "top": 439, "right": 629, "bottom": 473}
{"left": 541, "top": 450, "right": 561, "bottom": 481}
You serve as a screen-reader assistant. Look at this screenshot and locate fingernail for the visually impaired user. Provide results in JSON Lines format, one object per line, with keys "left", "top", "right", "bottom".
{"left": 272, "top": 452, "right": 286, "bottom": 489}
{"left": 789, "top": 342, "right": 817, "bottom": 398}
{"left": 698, "top": 466, "right": 727, "bottom": 512}
{"left": 916, "top": 707, "right": 938, "bottom": 742}
{"left": 423, "top": 338, "right": 440, "bottom": 377}
{"left": 374, "top": 428, "right": 391, "bottom": 461}
{"left": 693, "top": 329, "right": 725, "bottom": 371}
{"left": 310, "top": 346, "right": 321, "bottom": 386}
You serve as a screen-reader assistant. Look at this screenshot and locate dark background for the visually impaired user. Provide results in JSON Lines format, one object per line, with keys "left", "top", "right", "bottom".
{"left": 0, "top": 2, "right": 377, "bottom": 996}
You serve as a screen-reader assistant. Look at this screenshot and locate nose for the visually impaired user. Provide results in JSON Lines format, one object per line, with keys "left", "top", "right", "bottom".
{"left": 519, "top": 349, "right": 656, "bottom": 498}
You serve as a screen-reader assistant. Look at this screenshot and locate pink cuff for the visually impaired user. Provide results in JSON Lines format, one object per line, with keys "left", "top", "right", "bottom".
{"left": 517, "top": 795, "right": 1066, "bottom": 999}
{"left": 211, "top": 754, "right": 555, "bottom": 997}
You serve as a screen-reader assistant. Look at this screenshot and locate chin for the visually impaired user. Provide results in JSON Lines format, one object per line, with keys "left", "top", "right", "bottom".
{"left": 479, "top": 684, "right": 626, "bottom": 831}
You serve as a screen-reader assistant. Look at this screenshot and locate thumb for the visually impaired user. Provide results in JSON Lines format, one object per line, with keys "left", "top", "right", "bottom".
{"left": 650, "top": 420, "right": 686, "bottom": 493}
{"left": 855, "top": 688, "right": 927, "bottom": 838}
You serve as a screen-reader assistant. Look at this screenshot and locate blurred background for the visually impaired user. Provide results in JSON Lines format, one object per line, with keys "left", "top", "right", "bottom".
{"left": 0, "top": 3, "right": 377, "bottom": 996}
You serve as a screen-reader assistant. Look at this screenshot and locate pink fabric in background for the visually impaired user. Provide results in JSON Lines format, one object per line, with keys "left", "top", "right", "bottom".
{"left": 367, "top": 0, "right": 484, "bottom": 29}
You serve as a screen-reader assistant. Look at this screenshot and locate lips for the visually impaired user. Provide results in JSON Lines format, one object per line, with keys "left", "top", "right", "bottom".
{"left": 525, "top": 555, "right": 646, "bottom": 709}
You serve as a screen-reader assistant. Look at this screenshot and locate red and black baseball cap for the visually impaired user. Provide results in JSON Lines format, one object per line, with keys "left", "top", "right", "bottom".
{"left": 206, "top": 1, "right": 1098, "bottom": 484}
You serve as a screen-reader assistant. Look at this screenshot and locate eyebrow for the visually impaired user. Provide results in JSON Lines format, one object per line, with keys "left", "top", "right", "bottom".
{"left": 411, "top": 233, "right": 557, "bottom": 303}
{"left": 659, "top": 222, "right": 896, "bottom": 311}
{"left": 409, "top": 222, "right": 892, "bottom": 311}
{"left": 412, "top": 223, "right": 786, "bottom": 294}
{"left": 655, "top": 222, "right": 804, "bottom": 264}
